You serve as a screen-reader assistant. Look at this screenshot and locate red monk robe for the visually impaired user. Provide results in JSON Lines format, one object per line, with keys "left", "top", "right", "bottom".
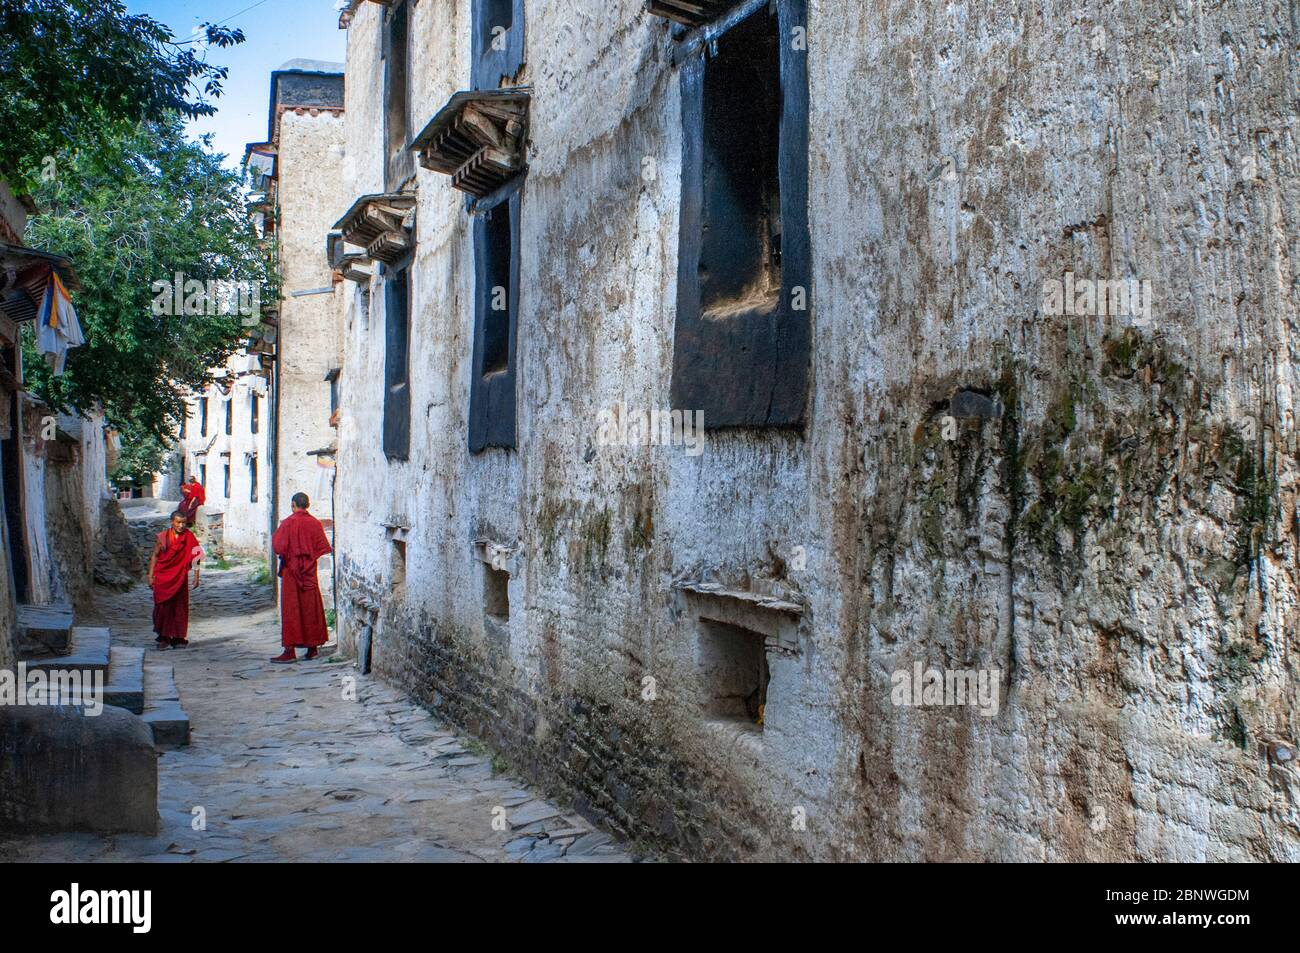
{"left": 150, "top": 521, "right": 203, "bottom": 647}
{"left": 272, "top": 509, "right": 332, "bottom": 651}
{"left": 179, "top": 478, "right": 205, "bottom": 527}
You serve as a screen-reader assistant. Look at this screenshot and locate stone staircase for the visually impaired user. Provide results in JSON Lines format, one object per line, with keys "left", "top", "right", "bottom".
{"left": 17, "top": 606, "right": 191, "bottom": 747}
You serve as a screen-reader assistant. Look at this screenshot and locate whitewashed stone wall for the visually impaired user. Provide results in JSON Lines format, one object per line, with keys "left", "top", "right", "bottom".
{"left": 275, "top": 109, "right": 346, "bottom": 600}
{"left": 333, "top": 0, "right": 1300, "bottom": 860}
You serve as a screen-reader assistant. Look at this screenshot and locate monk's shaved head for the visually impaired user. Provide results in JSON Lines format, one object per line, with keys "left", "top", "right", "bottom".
{"left": 291, "top": 492, "right": 309, "bottom": 510}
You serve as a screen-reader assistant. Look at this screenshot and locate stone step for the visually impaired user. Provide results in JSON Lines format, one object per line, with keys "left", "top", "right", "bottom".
{"left": 15, "top": 602, "right": 74, "bottom": 657}
{"left": 103, "top": 646, "right": 145, "bottom": 715}
{"left": 23, "top": 626, "right": 110, "bottom": 677}
{"left": 142, "top": 663, "right": 189, "bottom": 747}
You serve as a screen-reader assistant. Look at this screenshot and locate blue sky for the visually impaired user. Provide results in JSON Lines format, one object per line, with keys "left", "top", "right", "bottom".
{"left": 131, "top": 0, "right": 347, "bottom": 168}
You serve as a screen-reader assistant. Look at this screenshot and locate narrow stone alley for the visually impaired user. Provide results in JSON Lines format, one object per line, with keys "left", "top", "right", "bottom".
{"left": 0, "top": 560, "right": 634, "bottom": 863}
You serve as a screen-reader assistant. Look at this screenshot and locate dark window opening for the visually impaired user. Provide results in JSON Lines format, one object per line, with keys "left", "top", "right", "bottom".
{"left": 699, "top": 10, "right": 782, "bottom": 316}
{"left": 199, "top": 397, "right": 208, "bottom": 436}
{"left": 479, "top": 0, "right": 513, "bottom": 51}
{"left": 669, "top": 1, "right": 812, "bottom": 429}
{"left": 483, "top": 564, "right": 509, "bottom": 621}
{"left": 199, "top": 463, "right": 207, "bottom": 488}
{"left": 697, "top": 619, "right": 770, "bottom": 728}
{"left": 481, "top": 203, "right": 512, "bottom": 376}
{"left": 224, "top": 399, "right": 232, "bottom": 435}
{"left": 468, "top": 190, "right": 520, "bottom": 452}
{"left": 250, "top": 393, "right": 259, "bottom": 434}
{"left": 179, "top": 412, "right": 187, "bottom": 440}
{"left": 248, "top": 457, "right": 258, "bottom": 503}
{"left": 472, "top": 0, "right": 524, "bottom": 91}
{"left": 383, "top": 1, "right": 412, "bottom": 189}
{"left": 391, "top": 539, "right": 407, "bottom": 588}
{"left": 223, "top": 463, "right": 230, "bottom": 498}
{"left": 383, "top": 267, "right": 411, "bottom": 460}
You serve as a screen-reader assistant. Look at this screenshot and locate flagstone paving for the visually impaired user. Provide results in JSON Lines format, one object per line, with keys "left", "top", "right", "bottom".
{"left": 0, "top": 563, "right": 635, "bottom": 863}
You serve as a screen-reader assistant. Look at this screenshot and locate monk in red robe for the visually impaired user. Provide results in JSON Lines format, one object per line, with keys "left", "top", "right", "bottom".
{"left": 270, "top": 492, "right": 332, "bottom": 663}
{"left": 178, "top": 476, "right": 205, "bottom": 527}
{"left": 148, "top": 510, "right": 203, "bottom": 649}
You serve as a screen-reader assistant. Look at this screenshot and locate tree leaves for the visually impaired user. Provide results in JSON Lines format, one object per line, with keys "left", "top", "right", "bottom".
{"left": 23, "top": 119, "right": 271, "bottom": 462}
{"left": 0, "top": 0, "right": 245, "bottom": 192}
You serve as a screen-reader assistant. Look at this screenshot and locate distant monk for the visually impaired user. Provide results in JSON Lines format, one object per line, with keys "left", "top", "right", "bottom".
{"left": 270, "top": 492, "right": 332, "bottom": 663}
{"left": 178, "top": 475, "right": 205, "bottom": 527}
{"left": 148, "top": 510, "right": 203, "bottom": 650}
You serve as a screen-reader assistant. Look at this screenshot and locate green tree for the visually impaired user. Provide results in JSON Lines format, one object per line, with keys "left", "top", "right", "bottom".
{"left": 23, "top": 118, "right": 273, "bottom": 464}
{"left": 108, "top": 423, "right": 172, "bottom": 490}
{"left": 0, "top": 0, "right": 243, "bottom": 192}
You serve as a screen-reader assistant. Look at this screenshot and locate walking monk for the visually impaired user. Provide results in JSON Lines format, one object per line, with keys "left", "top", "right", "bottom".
{"left": 148, "top": 510, "right": 203, "bottom": 649}
{"left": 178, "top": 475, "right": 205, "bottom": 527}
{"left": 270, "top": 492, "right": 332, "bottom": 663}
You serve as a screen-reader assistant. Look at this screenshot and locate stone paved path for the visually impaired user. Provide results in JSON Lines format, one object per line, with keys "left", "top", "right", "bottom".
{"left": 0, "top": 562, "right": 634, "bottom": 863}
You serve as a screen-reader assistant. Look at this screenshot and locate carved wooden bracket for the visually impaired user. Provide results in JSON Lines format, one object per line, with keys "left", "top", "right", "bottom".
{"left": 412, "top": 90, "right": 530, "bottom": 199}
{"left": 332, "top": 193, "right": 416, "bottom": 266}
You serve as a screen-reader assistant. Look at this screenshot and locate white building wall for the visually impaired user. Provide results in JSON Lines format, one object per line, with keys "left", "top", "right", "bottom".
{"left": 331, "top": 0, "right": 1300, "bottom": 862}
{"left": 175, "top": 355, "right": 271, "bottom": 555}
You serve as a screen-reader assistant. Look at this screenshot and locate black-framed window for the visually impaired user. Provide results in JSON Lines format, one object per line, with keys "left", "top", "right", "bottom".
{"left": 471, "top": 0, "right": 525, "bottom": 91}
{"left": 199, "top": 462, "right": 207, "bottom": 487}
{"left": 249, "top": 456, "right": 258, "bottom": 503}
{"left": 223, "top": 463, "right": 230, "bottom": 498}
{"left": 250, "top": 393, "right": 259, "bottom": 434}
{"left": 670, "top": 1, "right": 811, "bottom": 429}
{"left": 384, "top": 265, "right": 412, "bottom": 460}
{"left": 224, "top": 399, "right": 232, "bottom": 435}
{"left": 199, "top": 397, "right": 208, "bottom": 436}
{"left": 468, "top": 190, "right": 520, "bottom": 452}
{"left": 383, "top": 0, "right": 413, "bottom": 189}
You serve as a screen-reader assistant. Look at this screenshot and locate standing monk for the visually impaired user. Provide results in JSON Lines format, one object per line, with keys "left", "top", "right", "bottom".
{"left": 148, "top": 510, "right": 203, "bottom": 649}
{"left": 270, "top": 492, "right": 332, "bottom": 663}
{"left": 178, "top": 475, "right": 205, "bottom": 527}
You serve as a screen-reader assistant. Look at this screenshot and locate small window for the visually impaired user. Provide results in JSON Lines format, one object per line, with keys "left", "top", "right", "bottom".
{"left": 179, "top": 411, "right": 187, "bottom": 440}
{"left": 223, "top": 463, "right": 230, "bottom": 498}
{"left": 483, "top": 564, "right": 509, "bottom": 621}
{"left": 391, "top": 539, "right": 407, "bottom": 588}
{"left": 224, "top": 399, "right": 232, "bottom": 435}
{"left": 697, "top": 619, "right": 770, "bottom": 728}
{"left": 200, "top": 397, "right": 208, "bottom": 436}
{"left": 199, "top": 463, "right": 207, "bottom": 487}
{"left": 250, "top": 393, "right": 259, "bottom": 434}
{"left": 249, "top": 457, "right": 258, "bottom": 503}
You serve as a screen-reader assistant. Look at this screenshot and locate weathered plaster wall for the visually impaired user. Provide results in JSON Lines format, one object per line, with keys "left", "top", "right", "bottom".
{"left": 335, "top": 0, "right": 1300, "bottom": 860}
{"left": 276, "top": 109, "right": 346, "bottom": 593}
{"left": 43, "top": 410, "right": 109, "bottom": 614}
